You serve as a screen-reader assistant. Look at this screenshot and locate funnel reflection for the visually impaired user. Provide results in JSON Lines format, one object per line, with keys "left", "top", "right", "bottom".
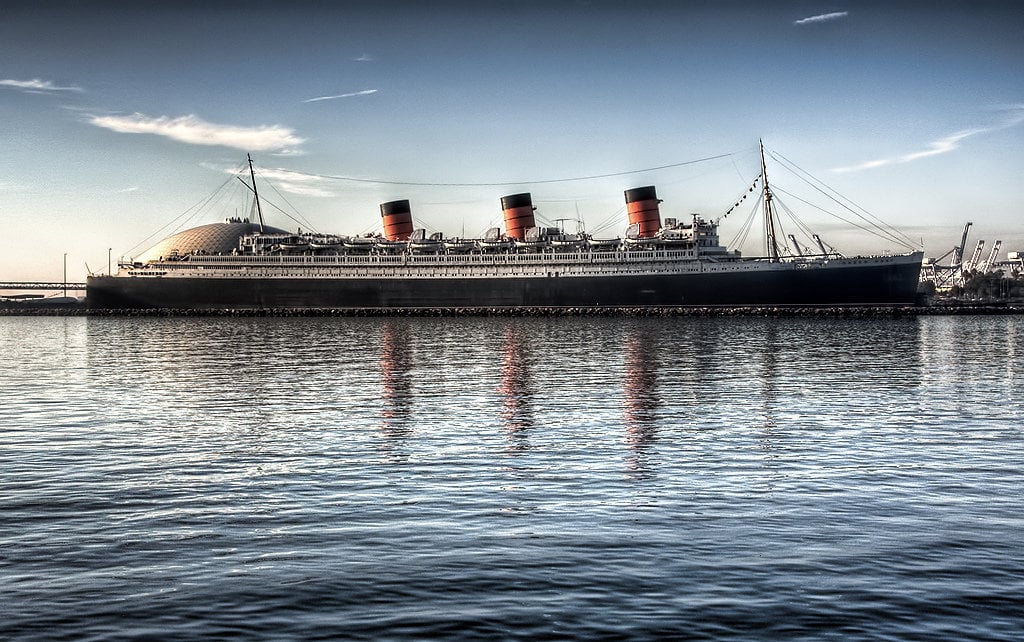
{"left": 380, "top": 320, "right": 413, "bottom": 447}
{"left": 499, "top": 326, "right": 533, "bottom": 452}
{"left": 623, "top": 328, "right": 660, "bottom": 474}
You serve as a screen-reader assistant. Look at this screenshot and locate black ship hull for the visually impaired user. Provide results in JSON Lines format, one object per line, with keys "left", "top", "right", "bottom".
{"left": 87, "top": 257, "right": 923, "bottom": 309}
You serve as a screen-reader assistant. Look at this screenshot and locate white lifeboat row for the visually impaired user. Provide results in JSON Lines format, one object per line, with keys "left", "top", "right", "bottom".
{"left": 241, "top": 219, "right": 725, "bottom": 257}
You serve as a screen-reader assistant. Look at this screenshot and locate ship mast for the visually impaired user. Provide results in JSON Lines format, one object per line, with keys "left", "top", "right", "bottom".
{"left": 247, "top": 153, "right": 266, "bottom": 233}
{"left": 760, "top": 139, "right": 780, "bottom": 261}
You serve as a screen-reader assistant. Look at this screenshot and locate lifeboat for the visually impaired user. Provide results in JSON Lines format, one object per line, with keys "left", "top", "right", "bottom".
{"left": 477, "top": 227, "right": 512, "bottom": 252}
{"left": 277, "top": 236, "right": 310, "bottom": 252}
{"left": 549, "top": 235, "right": 584, "bottom": 250}
{"left": 408, "top": 229, "right": 443, "bottom": 253}
{"left": 310, "top": 235, "right": 343, "bottom": 251}
{"left": 443, "top": 238, "right": 476, "bottom": 253}
{"left": 374, "top": 238, "right": 407, "bottom": 253}
{"left": 342, "top": 236, "right": 376, "bottom": 252}
{"left": 585, "top": 237, "right": 621, "bottom": 251}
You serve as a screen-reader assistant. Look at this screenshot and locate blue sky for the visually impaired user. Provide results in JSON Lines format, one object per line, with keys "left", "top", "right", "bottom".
{"left": 2, "top": 1, "right": 1022, "bottom": 281}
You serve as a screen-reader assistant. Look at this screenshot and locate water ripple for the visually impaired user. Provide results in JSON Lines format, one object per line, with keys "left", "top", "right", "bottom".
{"left": 2, "top": 315, "right": 1023, "bottom": 640}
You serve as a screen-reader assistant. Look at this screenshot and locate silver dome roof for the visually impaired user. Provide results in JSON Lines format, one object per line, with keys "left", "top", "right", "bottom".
{"left": 137, "top": 221, "right": 289, "bottom": 262}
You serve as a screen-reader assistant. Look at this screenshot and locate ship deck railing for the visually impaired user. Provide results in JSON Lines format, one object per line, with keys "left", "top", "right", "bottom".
{"left": 116, "top": 249, "right": 915, "bottom": 280}
{"left": 122, "top": 248, "right": 749, "bottom": 279}
{"left": 156, "top": 248, "right": 712, "bottom": 267}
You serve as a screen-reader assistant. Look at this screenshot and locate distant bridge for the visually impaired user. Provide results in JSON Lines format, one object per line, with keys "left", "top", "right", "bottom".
{"left": 1, "top": 282, "right": 88, "bottom": 291}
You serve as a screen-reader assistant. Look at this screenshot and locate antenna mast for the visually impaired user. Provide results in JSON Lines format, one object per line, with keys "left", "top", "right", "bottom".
{"left": 760, "top": 140, "right": 780, "bottom": 261}
{"left": 247, "top": 154, "right": 266, "bottom": 232}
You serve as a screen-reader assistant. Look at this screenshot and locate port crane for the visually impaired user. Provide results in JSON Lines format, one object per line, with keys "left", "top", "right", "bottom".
{"left": 950, "top": 222, "right": 973, "bottom": 274}
{"left": 923, "top": 222, "right": 972, "bottom": 288}
{"left": 980, "top": 240, "right": 1002, "bottom": 274}
{"left": 964, "top": 240, "right": 986, "bottom": 274}
{"left": 920, "top": 222, "right": 1007, "bottom": 289}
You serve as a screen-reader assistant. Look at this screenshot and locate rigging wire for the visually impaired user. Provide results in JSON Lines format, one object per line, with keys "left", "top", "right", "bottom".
{"left": 123, "top": 146, "right": 921, "bottom": 261}
{"left": 234, "top": 172, "right": 328, "bottom": 234}
{"left": 719, "top": 173, "right": 761, "bottom": 222}
{"left": 728, "top": 192, "right": 763, "bottom": 252}
{"left": 771, "top": 203, "right": 791, "bottom": 257}
{"left": 772, "top": 185, "right": 913, "bottom": 249}
{"left": 255, "top": 192, "right": 316, "bottom": 233}
{"left": 407, "top": 210, "right": 445, "bottom": 237}
{"left": 772, "top": 195, "right": 823, "bottom": 251}
{"left": 589, "top": 205, "right": 628, "bottom": 237}
{"left": 771, "top": 149, "right": 915, "bottom": 244}
{"left": 289, "top": 152, "right": 737, "bottom": 187}
{"left": 124, "top": 167, "right": 245, "bottom": 258}
{"left": 255, "top": 172, "right": 320, "bottom": 233}
{"left": 766, "top": 149, "right": 918, "bottom": 249}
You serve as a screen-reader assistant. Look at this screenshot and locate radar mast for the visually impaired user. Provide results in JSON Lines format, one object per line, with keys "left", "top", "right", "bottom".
{"left": 760, "top": 140, "right": 780, "bottom": 261}
{"left": 247, "top": 154, "right": 266, "bottom": 233}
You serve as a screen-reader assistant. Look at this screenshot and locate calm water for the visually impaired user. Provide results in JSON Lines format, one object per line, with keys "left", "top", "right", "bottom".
{"left": 1, "top": 315, "right": 1022, "bottom": 641}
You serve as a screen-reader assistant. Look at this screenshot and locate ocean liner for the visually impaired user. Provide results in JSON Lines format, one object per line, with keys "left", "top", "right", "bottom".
{"left": 86, "top": 144, "right": 923, "bottom": 309}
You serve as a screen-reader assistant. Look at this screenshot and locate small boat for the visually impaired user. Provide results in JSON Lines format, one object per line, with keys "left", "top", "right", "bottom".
{"left": 342, "top": 236, "right": 376, "bottom": 252}
{"left": 478, "top": 239, "right": 513, "bottom": 251}
{"left": 443, "top": 238, "right": 476, "bottom": 253}
{"left": 621, "top": 236, "right": 661, "bottom": 249}
{"left": 477, "top": 227, "right": 512, "bottom": 251}
{"left": 409, "top": 240, "right": 442, "bottom": 253}
{"left": 277, "top": 237, "right": 310, "bottom": 252}
{"left": 513, "top": 239, "right": 546, "bottom": 251}
{"left": 375, "top": 239, "right": 407, "bottom": 253}
{"left": 549, "top": 236, "right": 584, "bottom": 250}
{"left": 585, "top": 237, "right": 621, "bottom": 250}
{"left": 310, "top": 235, "right": 343, "bottom": 251}
{"left": 409, "top": 229, "right": 443, "bottom": 253}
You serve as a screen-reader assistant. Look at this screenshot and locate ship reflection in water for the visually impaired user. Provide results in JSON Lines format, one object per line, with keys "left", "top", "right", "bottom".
{"left": 622, "top": 328, "right": 661, "bottom": 475}
{"left": 379, "top": 320, "right": 413, "bottom": 453}
{"left": 758, "top": 322, "right": 780, "bottom": 441}
{"left": 499, "top": 325, "right": 533, "bottom": 454}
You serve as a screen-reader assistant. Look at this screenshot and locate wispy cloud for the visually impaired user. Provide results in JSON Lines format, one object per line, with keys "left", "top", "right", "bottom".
{"left": 794, "top": 11, "right": 849, "bottom": 26}
{"left": 87, "top": 113, "right": 304, "bottom": 153}
{"left": 270, "top": 148, "right": 308, "bottom": 157}
{"left": 213, "top": 164, "right": 335, "bottom": 198}
{"left": 353, "top": 53, "right": 373, "bottom": 62}
{"left": 898, "top": 128, "right": 985, "bottom": 163}
{"left": 833, "top": 130, "right": 982, "bottom": 173}
{"left": 0, "top": 78, "right": 83, "bottom": 93}
{"left": 835, "top": 158, "right": 891, "bottom": 173}
{"left": 302, "top": 89, "right": 378, "bottom": 103}
{"left": 832, "top": 107, "right": 1024, "bottom": 173}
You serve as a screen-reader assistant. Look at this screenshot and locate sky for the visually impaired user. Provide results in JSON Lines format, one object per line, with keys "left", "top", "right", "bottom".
{"left": 1, "top": 0, "right": 1022, "bottom": 282}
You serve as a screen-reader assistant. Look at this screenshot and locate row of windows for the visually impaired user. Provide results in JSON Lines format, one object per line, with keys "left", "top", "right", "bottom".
{"left": 157, "top": 261, "right": 756, "bottom": 279}
{"left": 182, "top": 249, "right": 700, "bottom": 267}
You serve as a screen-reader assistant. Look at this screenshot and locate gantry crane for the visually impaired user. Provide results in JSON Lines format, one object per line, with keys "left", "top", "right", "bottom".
{"left": 950, "top": 221, "right": 973, "bottom": 272}
{"left": 981, "top": 240, "right": 1002, "bottom": 274}
{"left": 964, "top": 239, "right": 986, "bottom": 274}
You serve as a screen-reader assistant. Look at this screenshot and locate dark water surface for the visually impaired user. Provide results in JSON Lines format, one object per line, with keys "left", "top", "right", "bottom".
{"left": 2, "top": 315, "right": 1022, "bottom": 640}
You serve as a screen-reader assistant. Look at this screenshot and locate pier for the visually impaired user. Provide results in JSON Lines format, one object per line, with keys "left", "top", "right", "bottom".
{"left": 1, "top": 282, "right": 87, "bottom": 291}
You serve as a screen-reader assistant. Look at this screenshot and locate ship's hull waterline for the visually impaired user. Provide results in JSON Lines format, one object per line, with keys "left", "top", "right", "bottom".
{"left": 86, "top": 253, "right": 923, "bottom": 310}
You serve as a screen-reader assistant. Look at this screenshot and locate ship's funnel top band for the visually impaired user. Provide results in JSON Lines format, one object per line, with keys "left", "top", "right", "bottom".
{"left": 501, "top": 193, "right": 535, "bottom": 211}
{"left": 624, "top": 186, "right": 659, "bottom": 204}
{"left": 380, "top": 200, "right": 411, "bottom": 216}
{"left": 380, "top": 199, "right": 414, "bottom": 241}
{"left": 501, "top": 192, "right": 536, "bottom": 241}
{"left": 625, "top": 185, "right": 661, "bottom": 239}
